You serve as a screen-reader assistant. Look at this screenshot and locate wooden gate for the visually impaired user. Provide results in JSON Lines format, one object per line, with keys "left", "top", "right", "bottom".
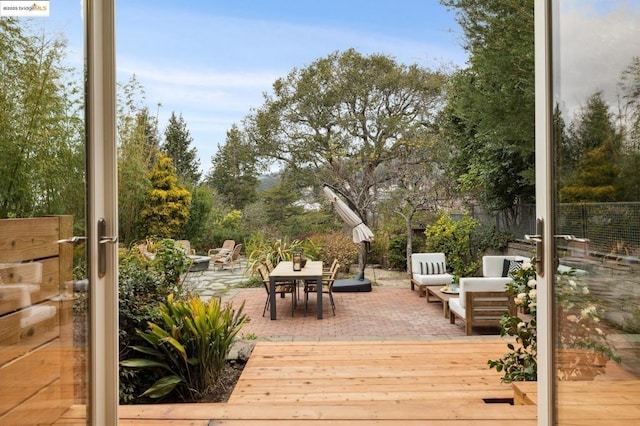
{"left": 0, "top": 216, "right": 75, "bottom": 424}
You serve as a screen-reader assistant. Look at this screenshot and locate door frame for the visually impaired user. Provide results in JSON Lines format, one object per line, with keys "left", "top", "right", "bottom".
{"left": 85, "top": 0, "right": 119, "bottom": 423}
{"left": 535, "top": 0, "right": 554, "bottom": 424}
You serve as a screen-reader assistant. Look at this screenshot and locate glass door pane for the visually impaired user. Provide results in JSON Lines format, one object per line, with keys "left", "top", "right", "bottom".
{"left": 552, "top": 1, "right": 640, "bottom": 423}
{"left": 0, "top": 4, "right": 89, "bottom": 424}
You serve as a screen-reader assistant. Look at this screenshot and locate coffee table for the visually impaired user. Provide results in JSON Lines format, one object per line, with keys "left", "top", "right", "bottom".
{"left": 425, "top": 285, "right": 458, "bottom": 318}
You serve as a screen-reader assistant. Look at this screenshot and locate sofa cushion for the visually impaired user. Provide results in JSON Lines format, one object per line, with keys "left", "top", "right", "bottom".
{"left": 412, "top": 273, "right": 453, "bottom": 286}
{"left": 502, "top": 259, "right": 523, "bottom": 277}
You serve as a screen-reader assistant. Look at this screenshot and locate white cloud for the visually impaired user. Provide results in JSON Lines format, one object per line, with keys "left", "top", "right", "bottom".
{"left": 557, "top": 2, "right": 640, "bottom": 120}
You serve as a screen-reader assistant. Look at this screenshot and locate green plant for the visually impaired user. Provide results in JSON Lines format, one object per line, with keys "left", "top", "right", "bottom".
{"left": 555, "top": 272, "right": 621, "bottom": 380}
{"left": 118, "top": 239, "right": 192, "bottom": 403}
{"left": 309, "top": 232, "right": 359, "bottom": 274}
{"left": 489, "top": 264, "right": 621, "bottom": 382}
{"left": 151, "top": 238, "right": 192, "bottom": 298}
{"left": 121, "top": 294, "right": 247, "bottom": 402}
{"left": 488, "top": 261, "right": 538, "bottom": 382}
{"left": 424, "top": 213, "right": 484, "bottom": 278}
{"left": 387, "top": 235, "right": 408, "bottom": 270}
{"left": 245, "top": 236, "right": 307, "bottom": 274}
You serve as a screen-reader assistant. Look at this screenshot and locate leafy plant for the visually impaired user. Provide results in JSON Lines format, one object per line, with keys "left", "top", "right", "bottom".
{"left": 121, "top": 294, "right": 247, "bottom": 402}
{"left": 118, "top": 239, "right": 191, "bottom": 403}
{"left": 488, "top": 261, "right": 538, "bottom": 382}
{"left": 555, "top": 272, "right": 621, "bottom": 380}
{"left": 387, "top": 235, "right": 408, "bottom": 270}
{"left": 309, "top": 232, "right": 359, "bottom": 274}
{"left": 424, "top": 213, "right": 483, "bottom": 278}
{"left": 489, "top": 264, "right": 621, "bottom": 382}
{"left": 245, "top": 235, "right": 308, "bottom": 274}
{"left": 150, "top": 238, "right": 192, "bottom": 298}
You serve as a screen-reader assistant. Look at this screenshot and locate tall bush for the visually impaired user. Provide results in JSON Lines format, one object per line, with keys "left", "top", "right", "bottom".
{"left": 387, "top": 235, "right": 408, "bottom": 270}
{"left": 424, "top": 213, "right": 483, "bottom": 278}
{"left": 119, "top": 239, "right": 191, "bottom": 403}
{"left": 309, "top": 232, "right": 359, "bottom": 274}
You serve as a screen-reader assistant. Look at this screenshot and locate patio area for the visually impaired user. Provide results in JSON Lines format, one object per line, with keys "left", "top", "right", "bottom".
{"left": 188, "top": 260, "right": 497, "bottom": 340}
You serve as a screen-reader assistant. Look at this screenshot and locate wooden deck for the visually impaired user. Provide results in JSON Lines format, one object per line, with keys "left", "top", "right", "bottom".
{"left": 59, "top": 339, "right": 539, "bottom": 424}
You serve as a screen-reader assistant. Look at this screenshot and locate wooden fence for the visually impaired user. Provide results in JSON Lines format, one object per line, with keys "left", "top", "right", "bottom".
{"left": 0, "top": 216, "right": 75, "bottom": 425}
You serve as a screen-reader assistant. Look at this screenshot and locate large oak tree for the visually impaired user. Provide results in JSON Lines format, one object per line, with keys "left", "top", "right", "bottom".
{"left": 245, "top": 48, "right": 447, "bottom": 224}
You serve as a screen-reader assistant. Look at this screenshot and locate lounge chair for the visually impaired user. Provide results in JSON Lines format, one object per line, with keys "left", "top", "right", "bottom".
{"left": 211, "top": 244, "right": 243, "bottom": 271}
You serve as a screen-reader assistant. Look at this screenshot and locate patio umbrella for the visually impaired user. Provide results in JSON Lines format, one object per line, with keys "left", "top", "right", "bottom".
{"left": 323, "top": 185, "right": 374, "bottom": 279}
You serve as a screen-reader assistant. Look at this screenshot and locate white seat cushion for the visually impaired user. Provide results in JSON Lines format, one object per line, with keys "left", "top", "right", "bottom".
{"left": 412, "top": 273, "right": 453, "bottom": 286}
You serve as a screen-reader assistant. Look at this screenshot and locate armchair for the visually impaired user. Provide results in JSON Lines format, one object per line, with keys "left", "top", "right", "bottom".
{"left": 208, "top": 239, "right": 235, "bottom": 258}
{"left": 410, "top": 253, "right": 454, "bottom": 297}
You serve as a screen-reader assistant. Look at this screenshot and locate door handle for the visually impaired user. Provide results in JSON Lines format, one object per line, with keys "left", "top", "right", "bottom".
{"left": 524, "top": 217, "right": 544, "bottom": 277}
{"left": 98, "top": 218, "right": 118, "bottom": 278}
{"left": 57, "top": 236, "right": 87, "bottom": 244}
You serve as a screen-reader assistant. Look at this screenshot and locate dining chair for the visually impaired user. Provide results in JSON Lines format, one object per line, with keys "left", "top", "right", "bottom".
{"left": 257, "top": 263, "right": 297, "bottom": 317}
{"left": 265, "top": 258, "right": 275, "bottom": 272}
{"left": 304, "top": 261, "right": 339, "bottom": 316}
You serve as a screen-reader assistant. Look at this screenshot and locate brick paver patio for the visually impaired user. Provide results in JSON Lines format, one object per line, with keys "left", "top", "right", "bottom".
{"left": 224, "top": 286, "right": 502, "bottom": 341}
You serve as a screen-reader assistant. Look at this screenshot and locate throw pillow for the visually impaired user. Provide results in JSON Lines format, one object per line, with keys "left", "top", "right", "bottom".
{"left": 420, "top": 261, "right": 446, "bottom": 275}
{"left": 502, "top": 259, "right": 523, "bottom": 277}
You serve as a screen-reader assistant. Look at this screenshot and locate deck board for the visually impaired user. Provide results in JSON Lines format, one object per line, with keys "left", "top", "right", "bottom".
{"left": 57, "top": 339, "right": 640, "bottom": 424}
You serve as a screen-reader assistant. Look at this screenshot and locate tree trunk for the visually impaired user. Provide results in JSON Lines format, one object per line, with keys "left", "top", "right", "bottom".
{"left": 405, "top": 211, "right": 415, "bottom": 274}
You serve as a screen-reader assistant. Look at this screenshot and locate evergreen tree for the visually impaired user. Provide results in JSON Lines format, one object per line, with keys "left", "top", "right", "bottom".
{"left": 207, "top": 124, "right": 259, "bottom": 210}
{"left": 162, "top": 111, "right": 201, "bottom": 185}
{"left": 560, "top": 92, "right": 623, "bottom": 202}
{"left": 139, "top": 154, "right": 192, "bottom": 239}
{"left": 559, "top": 140, "right": 621, "bottom": 202}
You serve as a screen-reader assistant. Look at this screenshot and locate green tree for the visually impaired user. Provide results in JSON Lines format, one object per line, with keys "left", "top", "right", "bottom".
{"left": 245, "top": 48, "right": 447, "bottom": 223}
{"left": 139, "top": 154, "right": 192, "bottom": 239}
{"left": 116, "top": 77, "right": 161, "bottom": 243}
{"left": 260, "top": 179, "right": 306, "bottom": 236}
{"left": 207, "top": 124, "right": 259, "bottom": 210}
{"left": 440, "top": 0, "right": 535, "bottom": 214}
{"left": 568, "top": 92, "right": 621, "bottom": 154}
{"left": 0, "top": 19, "right": 85, "bottom": 219}
{"left": 559, "top": 140, "right": 621, "bottom": 202}
{"left": 180, "top": 184, "right": 214, "bottom": 247}
{"left": 560, "top": 93, "right": 623, "bottom": 202}
{"left": 162, "top": 111, "right": 201, "bottom": 185}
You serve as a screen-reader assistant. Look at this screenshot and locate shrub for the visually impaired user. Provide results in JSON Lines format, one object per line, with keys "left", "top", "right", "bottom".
{"left": 488, "top": 261, "right": 538, "bottom": 382}
{"left": 309, "top": 232, "right": 359, "bottom": 273}
{"left": 245, "top": 235, "right": 308, "bottom": 274}
{"left": 424, "top": 213, "right": 485, "bottom": 278}
{"left": 489, "top": 264, "right": 621, "bottom": 382}
{"left": 121, "top": 294, "right": 247, "bottom": 402}
{"left": 387, "top": 235, "right": 407, "bottom": 270}
{"left": 119, "top": 238, "right": 191, "bottom": 403}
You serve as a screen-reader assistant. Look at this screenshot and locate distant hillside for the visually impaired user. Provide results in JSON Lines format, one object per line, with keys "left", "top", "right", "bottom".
{"left": 258, "top": 173, "right": 280, "bottom": 191}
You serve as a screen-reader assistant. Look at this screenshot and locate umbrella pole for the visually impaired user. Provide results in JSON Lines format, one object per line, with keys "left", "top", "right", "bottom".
{"left": 356, "top": 242, "right": 368, "bottom": 280}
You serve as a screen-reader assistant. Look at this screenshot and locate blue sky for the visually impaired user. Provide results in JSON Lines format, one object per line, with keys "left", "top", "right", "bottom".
{"left": 45, "top": 1, "right": 467, "bottom": 174}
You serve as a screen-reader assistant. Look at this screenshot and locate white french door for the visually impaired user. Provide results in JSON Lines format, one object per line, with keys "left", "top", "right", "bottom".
{"left": 537, "top": 1, "right": 640, "bottom": 424}
{"left": 85, "top": 0, "right": 119, "bottom": 424}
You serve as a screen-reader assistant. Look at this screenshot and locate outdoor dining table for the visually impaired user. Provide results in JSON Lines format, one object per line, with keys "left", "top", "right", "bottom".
{"left": 270, "top": 260, "right": 323, "bottom": 320}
